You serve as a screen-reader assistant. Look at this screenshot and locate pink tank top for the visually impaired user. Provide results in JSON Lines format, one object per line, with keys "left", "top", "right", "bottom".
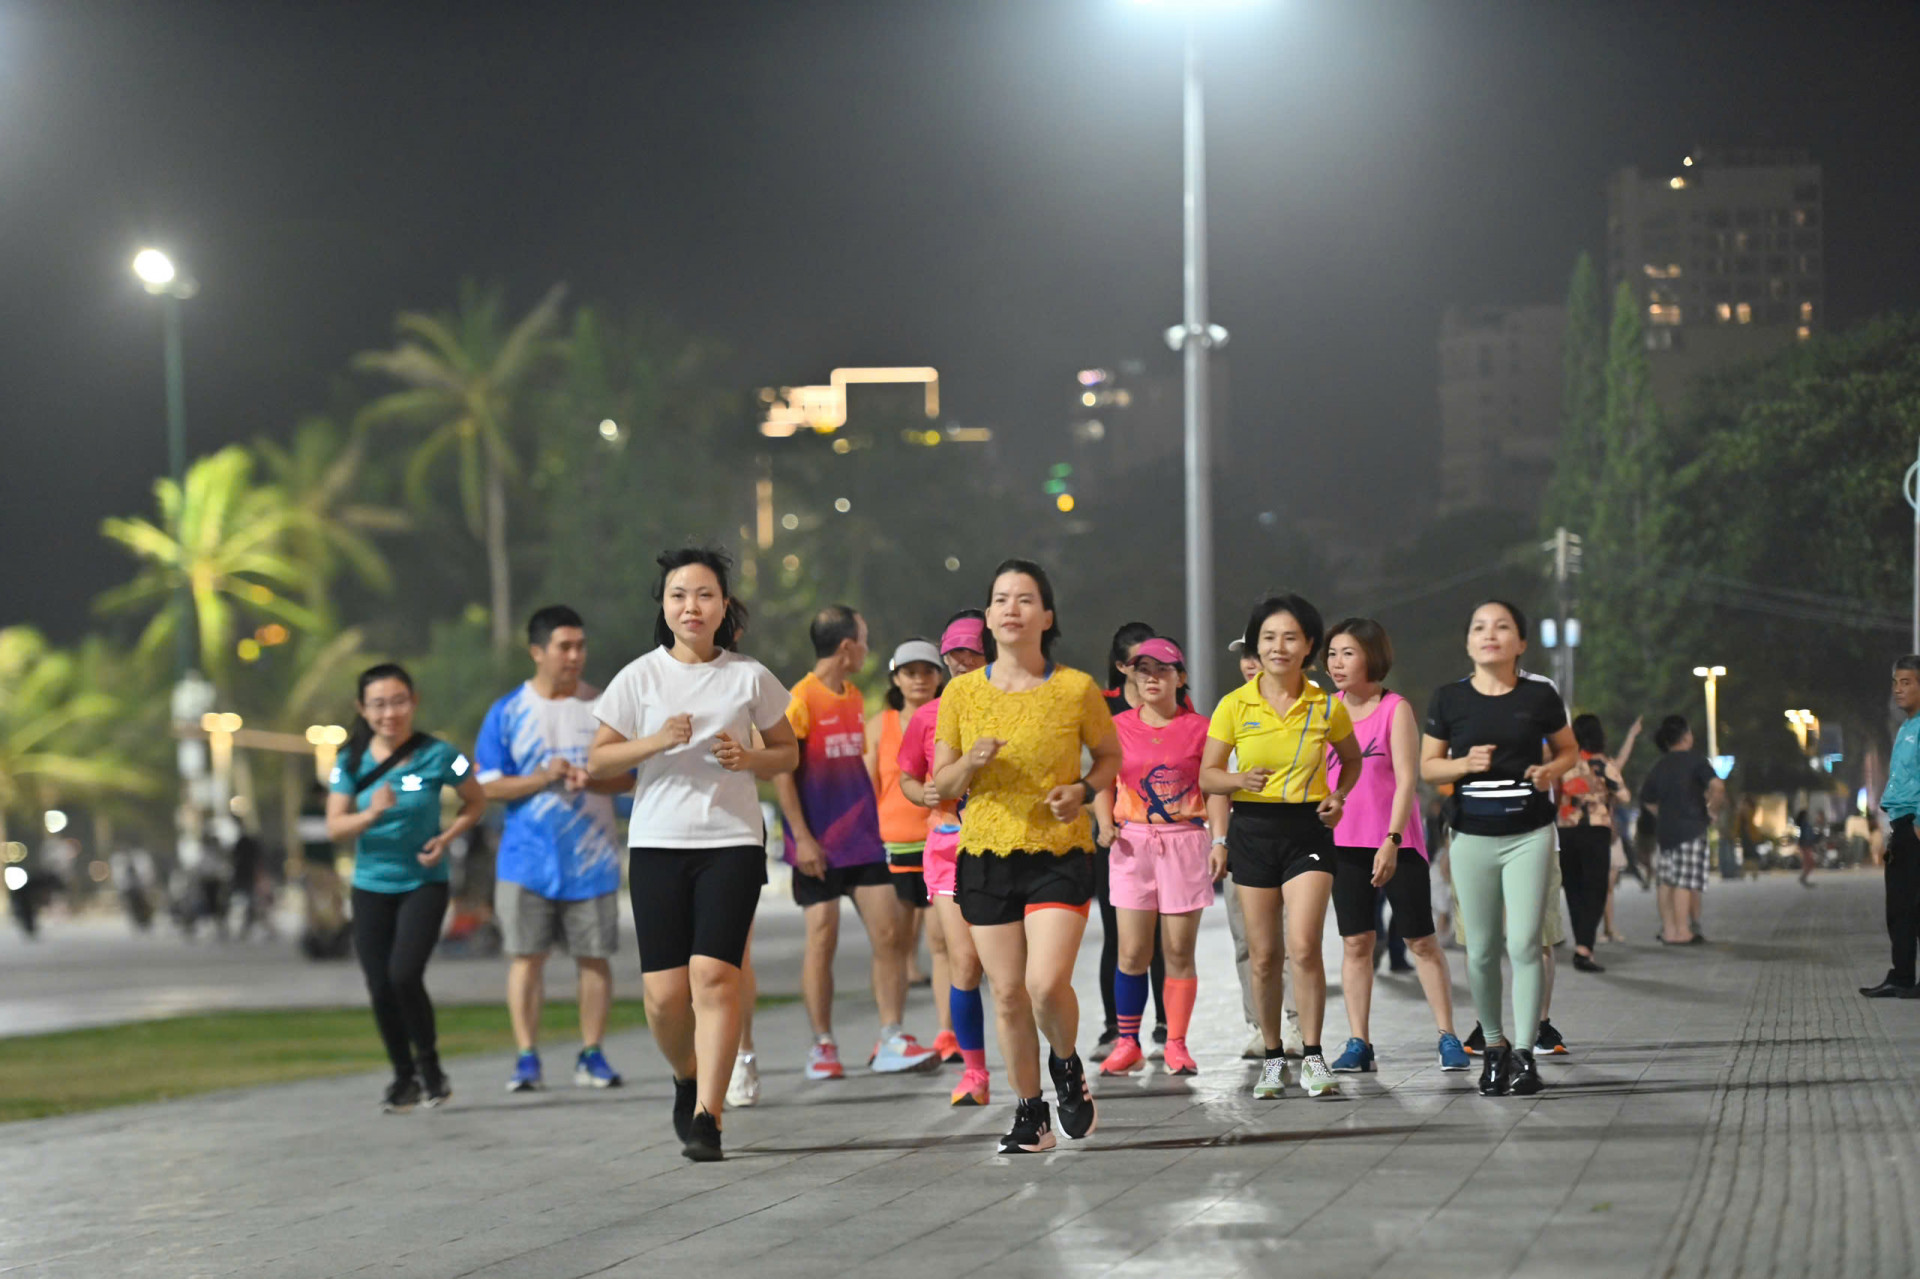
{"left": 1327, "top": 690, "right": 1428, "bottom": 859}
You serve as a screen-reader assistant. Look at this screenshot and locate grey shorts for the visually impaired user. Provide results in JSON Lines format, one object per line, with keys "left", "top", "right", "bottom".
{"left": 495, "top": 881, "right": 619, "bottom": 958}
{"left": 1656, "top": 838, "right": 1711, "bottom": 893}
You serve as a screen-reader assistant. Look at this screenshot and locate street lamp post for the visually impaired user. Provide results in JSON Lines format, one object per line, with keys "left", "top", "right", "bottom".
{"left": 1693, "top": 665, "right": 1726, "bottom": 759}
{"left": 133, "top": 249, "right": 198, "bottom": 678}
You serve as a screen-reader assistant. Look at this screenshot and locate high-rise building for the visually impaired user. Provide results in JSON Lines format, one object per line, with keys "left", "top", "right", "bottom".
{"left": 1607, "top": 146, "right": 1823, "bottom": 408}
{"left": 1435, "top": 304, "right": 1566, "bottom": 517}
{"left": 1064, "top": 357, "right": 1232, "bottom": 498}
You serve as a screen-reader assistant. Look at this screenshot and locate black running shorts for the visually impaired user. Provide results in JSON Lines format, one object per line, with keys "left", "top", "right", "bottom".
{"left": 1225, "top": 802, "right": 1335, "bottom": 890}
{"left": 790, "top": 858, "right": 892, "bottom": 909}
{"left": 1331, "top": 844, "right": 1436, "bottom": 939}
{"left": 956, "top": 849, "right": 1094, "bottom": 927}
{"left": 629, "top": 845, "right": 765, "bottom": 972}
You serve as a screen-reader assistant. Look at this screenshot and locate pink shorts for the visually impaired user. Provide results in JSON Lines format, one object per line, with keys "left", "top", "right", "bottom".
{"left": 1108, "top": 822, "right": 1214, "bottom": 915}
{"left": 924, "top": 825, "right": 961, "bottom": 897}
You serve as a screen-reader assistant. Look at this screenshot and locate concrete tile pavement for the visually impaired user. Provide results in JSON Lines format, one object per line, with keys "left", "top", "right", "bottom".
{"left": 4, "top": 871, "right": 1919, "bottom": 1278}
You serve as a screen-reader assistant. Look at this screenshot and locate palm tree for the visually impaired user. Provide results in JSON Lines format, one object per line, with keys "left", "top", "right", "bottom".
{"left": 254, "top": 415, "right": 408, "bottom": 618}
{"left": 0, "top": 628, "right": 159, "bottom": 844}
{"left": 354, "top": 281, "right": 565, "bottom": 649}
{"left": 97, "top": 446, "right": 319, "bottom": 687}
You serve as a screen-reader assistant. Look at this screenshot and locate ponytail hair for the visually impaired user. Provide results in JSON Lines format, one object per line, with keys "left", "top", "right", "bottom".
{"left": 344, "top": 662, "right": 415, "bottom": 774}
{"left": 652, "top": 546, "right": 749, "bottom": 652}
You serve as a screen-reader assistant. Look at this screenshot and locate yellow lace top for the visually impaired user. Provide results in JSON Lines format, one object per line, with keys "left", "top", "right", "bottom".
{"left": 935, "top": 664, "right": 1114, "bottom": 857}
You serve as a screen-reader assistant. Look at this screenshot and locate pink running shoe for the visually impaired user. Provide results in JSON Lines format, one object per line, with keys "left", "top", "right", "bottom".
{"left": 1163, "top": 1038, "right": 1199, "bottom": 1076}
{"left": 805, "top": 1041, "right": 844, "bottom": 1081}
{"left": 950, "top": 1067, "right": 990, "bottom": 1106}
{"left": 931, "top": 1029, "right": 962, "bottom": 1064}
{"left": 871, "top": 1032, "right": 942, "bottom": 1074}
{"left": 1099, "top": 1038, "right": 1146, "bottom": 1075}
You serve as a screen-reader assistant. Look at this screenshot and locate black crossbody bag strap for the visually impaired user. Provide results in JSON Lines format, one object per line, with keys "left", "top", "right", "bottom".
{"left": 352, "top": 732, "right": 434, "bottom": 795}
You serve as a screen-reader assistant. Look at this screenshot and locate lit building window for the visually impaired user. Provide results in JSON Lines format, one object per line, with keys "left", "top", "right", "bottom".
{"left": 1647, "top": 304, "right": 1682, "bottom": 326}
{"left": 1797, "top": 326, "right": 1811, "bottom": 341}
{"left": 1715, "top": 302, "right": 1732, "bottom": 322}
{"left": 1799, "top": 301, "right": 1813, "bottom": 322}
{"left": 1669, "top": 176, "right": 1687, "bottom": 189}
{"left": 1736, "top": 302, "right": 1752, "bottom": 324}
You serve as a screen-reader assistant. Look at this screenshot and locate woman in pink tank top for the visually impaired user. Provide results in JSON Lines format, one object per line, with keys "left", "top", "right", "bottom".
{"left": 1322, "top": 619, "right": 1467, "bottom": 1075}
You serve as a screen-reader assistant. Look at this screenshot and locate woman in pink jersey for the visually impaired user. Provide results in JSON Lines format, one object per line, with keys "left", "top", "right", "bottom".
{"left": 1091, "top": 637, "right": 1219, "bottom": 1077}
{"left": 898, "top": 610, "right": 994, "bottom": 1106}
{"left": 1322, "top": 618, "right": 1468, "bottom": 1075}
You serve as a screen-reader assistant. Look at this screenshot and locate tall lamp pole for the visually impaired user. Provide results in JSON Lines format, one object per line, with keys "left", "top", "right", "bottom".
{"left": 133, "top": 248, "right": 198, "bottom": 679}
{"left": 1903, "top": 437, "right": 1920, "bottom": 653}
{"left": 1693, "top": 665, "right": 1726, "bottom": 759}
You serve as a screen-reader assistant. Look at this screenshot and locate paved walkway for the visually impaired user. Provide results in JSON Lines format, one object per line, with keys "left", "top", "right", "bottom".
{"left": 4, "top": 871, "right": 1918, "bottom": 1278}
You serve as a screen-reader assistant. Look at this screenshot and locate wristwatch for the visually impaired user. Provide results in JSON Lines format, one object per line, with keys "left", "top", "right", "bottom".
{"left": 1079, "top": 779, "right": 1097, "bottom": 806}
{"left": 1386, "top": 832, "right": 1403, "bottom": 845}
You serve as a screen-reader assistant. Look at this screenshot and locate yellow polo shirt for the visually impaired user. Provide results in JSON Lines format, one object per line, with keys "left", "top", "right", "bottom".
{"left": 1207, "top": 677, "right": 1353, "bottom": 804}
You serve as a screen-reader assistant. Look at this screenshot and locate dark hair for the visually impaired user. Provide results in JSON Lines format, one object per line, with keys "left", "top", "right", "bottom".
{"left": 885, "top": 638, "right": 945, "bottom": 710}
{"left": 527, "top": 604, "right": 584, "bottom": 649}
{"left": 1325, "top": 617, "right": 1393, "bottom": 682}
{"left": 943, "top": 608, "right": 997, "bottom": 663}
{"left": 344, "top": 662, "right": 415, "bottom": 774}
{"left": 1571, "top": 712, "right": 1606, "bottom": 754}
{"left": 1897, "top": 655, "right": 1920, "bottom": 675}
{"left": 810, "top": 604, "right": 862, "bottom": 660}
{"left": 988, "top": 558, "right": 1061, "bottom": 657}
{"left": 1106, "top": 621, "right": 1157, "bottom": 691}
{"left": 652, "top": 547, "right": 748, "bottom": 652}
{"left": 1655, "top": 713, "right": 1690, "bottom": 752}
{"left": 1242, "top": 593, "right": 1326, "bottom": 666}
{"left": 1468, "top": 598, "right": 1529, "bottom": 642}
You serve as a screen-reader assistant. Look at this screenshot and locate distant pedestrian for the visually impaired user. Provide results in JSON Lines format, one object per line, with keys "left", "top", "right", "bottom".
{"left": 1794, "top": 809, "right": 1820, "bottom": 886}
{"left": 327, "top": 662, "right": 488, "bottom": 1113}
{"left": 1557, "top": 714, "right": 1637, "bottom": 973}
{"left": 1639, "top": 715, "right": 1725, "bottom": 945}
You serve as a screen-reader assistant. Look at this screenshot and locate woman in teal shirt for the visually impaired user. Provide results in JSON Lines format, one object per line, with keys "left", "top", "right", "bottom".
{"left": 327, "top": 662, "right": 487, "bottom": 1113}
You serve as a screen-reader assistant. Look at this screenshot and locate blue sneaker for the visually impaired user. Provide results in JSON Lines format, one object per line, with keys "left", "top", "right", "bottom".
{"left": 1329, "top": 1037, "right": 1375, "bottom": 1073}
{"left": 1438, "top": 1032, "right": 1470, "bottom": 1071}
{"left": 507, "top": 1050, "right": 543, "bottom": 1093}
{"left": 574, "top": 1046, "right": 623, "bottom": 1089}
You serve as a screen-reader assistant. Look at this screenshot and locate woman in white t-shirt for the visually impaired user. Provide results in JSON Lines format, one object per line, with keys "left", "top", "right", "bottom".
{"left": 590, "top": 548, "right": 797, "bottom": 1162}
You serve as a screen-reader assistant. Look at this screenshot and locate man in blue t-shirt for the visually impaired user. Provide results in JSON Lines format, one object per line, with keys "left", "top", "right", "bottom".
{"left": 476, "top": 605, "right": 631, "bottom": 1092}
{"left": 1863, "top": 656, "right": 1920, "bottom": 997}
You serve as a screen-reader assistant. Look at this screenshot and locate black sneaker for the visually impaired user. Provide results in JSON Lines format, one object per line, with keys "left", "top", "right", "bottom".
{"left": 672, "top": 1077, "right": 697, "bottom": 1144}
{"left": 1534, "top": 1020, "right": 1569, "bottom": 1055}
{"left": 1152, "top": 1023, "right": 1168, "bottom": 1047}
{"left": 1048, "top": 1051, "right": 1098, "bottom": 1140}
{"left": 1477, "top": 1045, "right": 1512, "bottom": 1097}
{"left": 682, "top": 1110, "right": 723, "bottom": 1162}
{"left": 419, "top": 1060, "right": 453, "bottom": 1108}
{"left": 997, "top": 1098, "right": 1056, "bottom": 1154}
{"left": 381, "top": 1076, "right": 422, "bottom": 1114}
{"left": 1572, "top": 953, "right": 1605, "bottom": 973}
{"left": 1508, "top": 1048, "right": 1544, "bottom": 1096}
{"left": 1463, "top": 1023, "right": 1486, "bottom": 1055}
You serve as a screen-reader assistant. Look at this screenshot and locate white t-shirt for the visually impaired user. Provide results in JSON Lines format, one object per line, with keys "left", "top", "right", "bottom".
{"left": 593, "top": 646, "right": 791, "bottom": 850}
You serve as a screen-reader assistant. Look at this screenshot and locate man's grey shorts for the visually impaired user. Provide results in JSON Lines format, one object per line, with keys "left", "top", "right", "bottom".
{"left": 495, "top": 881, "right": 619, "bottom": 958}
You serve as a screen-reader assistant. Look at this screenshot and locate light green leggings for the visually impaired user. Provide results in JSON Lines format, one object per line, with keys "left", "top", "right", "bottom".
{"left": 1449, "top": 826, "right": 1555, "bottom": 1047}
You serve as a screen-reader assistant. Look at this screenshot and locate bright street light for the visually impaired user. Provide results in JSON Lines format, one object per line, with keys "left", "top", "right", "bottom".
{"left": 132, "top": 247, "right": 177, "bottom": 290}
{"left": 1693, "top": 666, "right": 1727, "bottom": 758}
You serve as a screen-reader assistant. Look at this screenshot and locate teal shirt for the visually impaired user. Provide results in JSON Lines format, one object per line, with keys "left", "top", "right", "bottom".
{"left": 1885, "top": 715, "right": 1920, "bottom": 821}
{"left": 329, "top": 738, "right": 472, "bottom": 893}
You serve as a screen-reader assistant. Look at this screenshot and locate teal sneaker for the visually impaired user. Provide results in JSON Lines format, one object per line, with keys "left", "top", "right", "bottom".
{"left": 1329, "top": 1037, "right": 1375, "bottom": 1073}
{"left": 1438, "top": 1032, "right": 1470, "bottom": 1071}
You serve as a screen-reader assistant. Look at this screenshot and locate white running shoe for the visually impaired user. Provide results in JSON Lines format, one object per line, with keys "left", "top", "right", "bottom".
{"left": 1282, "top": 1009, "right": 1305, "bottom": 1058}
{"left": 727, "top": 1051, "right": 760, "bottom": 1107}
{"left": 870, "top": 1031, "right": 942, "bottom": 1074}
{"left": 1253, "top": 1056, "right": 1289, "bottom": 1099}
{"left": 1300, "top": 1052, "right": 1342, "bottom": 1098}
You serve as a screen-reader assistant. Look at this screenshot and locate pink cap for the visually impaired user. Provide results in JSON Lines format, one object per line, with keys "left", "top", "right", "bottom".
{"left": 940, "top": 616, "right": 986, "bottom": 655}
{"left": 1132, "top": 637, "right": 1185, "bottom": 667}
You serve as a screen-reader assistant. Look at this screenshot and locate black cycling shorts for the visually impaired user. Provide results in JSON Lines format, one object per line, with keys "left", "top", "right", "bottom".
{"left": 629, "top": 845, "right": 765, "bottom": 972}
{"left": 1331, "top": 845, "right": 1436, "bottom": 939}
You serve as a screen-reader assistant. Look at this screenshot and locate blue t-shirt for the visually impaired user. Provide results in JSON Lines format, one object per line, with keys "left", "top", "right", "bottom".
{"left": 475, "top": 683, "right": 623, "bottom": 901}
{"left": 329, "top": 737, "right": 471, "bottom": 893}
{"left": 1885, "top": 715, "right": 1920, "bottom": 821}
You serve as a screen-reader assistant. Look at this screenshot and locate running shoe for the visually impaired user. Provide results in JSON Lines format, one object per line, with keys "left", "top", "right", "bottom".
{"left": 506, "top": 1050, "right": 543, "bottom": 1093}
{"left": 870, "top": 1032, "right": 942, "bottom": 1074}
{"left": 682, "top": 1110, "right": 724, "bottom": 1162}
{"left": 1091, "top": 1026, "right": 1119, "bottom": 1063}
{"left": 1329, "top": 1038, "right": 1375, "bottom": 1073}
{"left": 1463, "top": 1023, "right": 1486, "bottom": 1055}
{"left": 998, "top": 1098, "right": 1056, "bottom": 1154}
{"left": 805, "top": 1039, "right": 845, "bottom": 1081}
{"left": 1282, "top": 1009, "right": 1305, "bottom": 1058}
{"left": 1299, "top": 1052, "right": 1341, "bottom": 1098}
{"left": 1241, "top": 1030, "right": 1267, "bottom": 1061}
{"left": 1163, "top": 1038, "right": 1199, "bottom": 1076}
{"left": 951, "top": 1066, "right": 991, "bottom": 1107}
{"left": 1048, "top": 1052, "right": 1098, "bottom": 1139}
{"left": 1508, "top": 1048, "right": 1544, "bottom": 1096}
{"left": 1572, "top": 952, "right": 1605, "bottom": 973}
{"left": 932, "top": 1029, "right": 962, "bottom": 1064}
{"left": 1478, "top": 1045, "right": 1512, "bottom": 1097}
{"left": 381, "top": 1076, "right": 421, "bottom": 1114}
{"left": 1253, "top": 1056, "right": 1289, "bottom": 1099}
{"left": 1533, "top": 1020, "right": 1569, "bottom": 1055}
{"left": 1099, "top": 1038, "right": 1145, "bottom": 1075}
{"left": 419, "top": 1060, "right": 452, "bottom": 1108}
{"left": 1150, "top": 1023, "right": 1168, "bottom": 1059}
{"left": 673, "top": 1077, "right": 697, "bottom": 1143}
{"left": 574, "top": 1047, "right": 623, "bottom": 1089}
{"left": 1438, "top": 1032, "right": 1470, "bottom": 1072}
{"left": 727, "top": 1052, "right": 761, "bottom": 1108}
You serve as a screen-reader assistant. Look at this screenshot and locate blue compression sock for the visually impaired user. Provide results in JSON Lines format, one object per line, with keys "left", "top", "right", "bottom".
{"left": 950, "top": 985, "right": 985, "bottom": 1052}
{"left": 1115, "top": 968, "right": 1149, "bottom": 1043}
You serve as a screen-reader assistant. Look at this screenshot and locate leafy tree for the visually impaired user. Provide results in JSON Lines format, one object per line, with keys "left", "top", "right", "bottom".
{"left": 254, "top": 415, "right": 409, "bottom": 619}
{"left": 355, "top": 282, "right": 565, "bottom": 650}
{"left": 1540, "top": 252, "right": 1607, "bottom": 539}
{"left": 97, "top": 447, "right": 319, "bottom": 688}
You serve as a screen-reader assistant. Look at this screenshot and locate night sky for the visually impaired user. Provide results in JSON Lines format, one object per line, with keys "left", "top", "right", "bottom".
{"left": 4, "top": 0, "right": 1918, "bottom": 639}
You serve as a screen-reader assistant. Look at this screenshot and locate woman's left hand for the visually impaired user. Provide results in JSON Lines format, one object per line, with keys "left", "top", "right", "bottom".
{"left": 1371, "top": 839, "right": 1399, "bottom": 888}
{"left": 1045, "top": 784, "right": 1085, "bottom": 823}
{"left": 1317, "top": 792, "right": 1346, "bottom": 830}
{"left": 418, "top": 832, "right": 454, "bottom": 867}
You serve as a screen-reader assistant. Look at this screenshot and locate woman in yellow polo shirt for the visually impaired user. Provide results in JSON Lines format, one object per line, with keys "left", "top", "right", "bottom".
{"left": 934, "top": 558, "right": 1120, "bottom": 1155}
{"left": 1201, "top": 593, "right": 1361, "bottom": 1102}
